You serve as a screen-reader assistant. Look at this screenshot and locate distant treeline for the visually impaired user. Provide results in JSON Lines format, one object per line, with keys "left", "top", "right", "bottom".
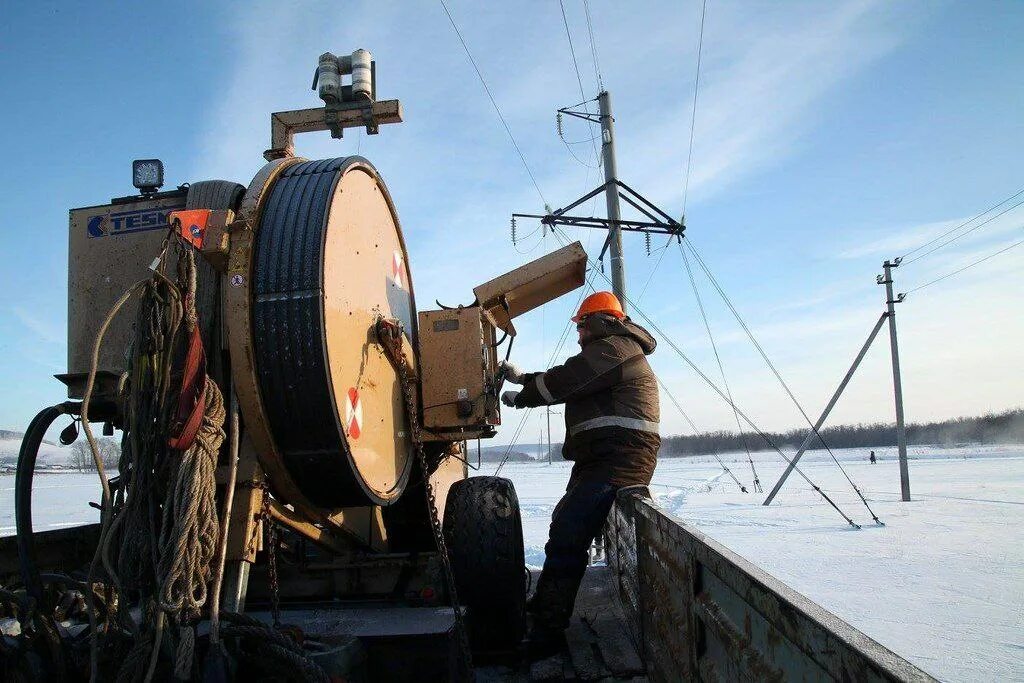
{"left": 662, "top": 408, "right": 1024, "bottom": 456}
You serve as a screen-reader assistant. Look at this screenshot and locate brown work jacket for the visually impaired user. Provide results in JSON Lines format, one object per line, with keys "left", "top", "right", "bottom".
{"left": 515, "top": 315, "right": 661, "bottom": 486}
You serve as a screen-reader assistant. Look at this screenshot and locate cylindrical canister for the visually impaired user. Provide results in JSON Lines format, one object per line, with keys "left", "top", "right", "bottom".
{"left": 317, "top": 52, "right": 341, "bottom": 104}
{"left": 350, "top": 48, "right": 372, "bottom": 100}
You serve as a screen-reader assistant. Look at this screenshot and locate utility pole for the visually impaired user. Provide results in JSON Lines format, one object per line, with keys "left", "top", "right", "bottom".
{"left": 598, "top": 90, "right": 627, "bottom": 311}
{"left": 546, "top": 406, "right": 552, "bottom": 465}
{"left": 880, "top": 259, "right": 911, "bottom": 501}
{"left": 540, "top": 423, "right": 545, "bottom": 463}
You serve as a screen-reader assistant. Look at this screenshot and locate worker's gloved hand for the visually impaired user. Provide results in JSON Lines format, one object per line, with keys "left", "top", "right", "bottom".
{"left": 499, "top": 360, "right": 525, "bottom": 384}
{"left": 501, "top": 390, "right": 520, "bottom": 408}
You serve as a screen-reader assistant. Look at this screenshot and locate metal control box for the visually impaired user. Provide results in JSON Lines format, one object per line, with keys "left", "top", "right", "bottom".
{"left": 66, "top": 191, "right": 187, "bottom": 396}
{"left": 418, "top": 306, "right": 499, "bottom": 435}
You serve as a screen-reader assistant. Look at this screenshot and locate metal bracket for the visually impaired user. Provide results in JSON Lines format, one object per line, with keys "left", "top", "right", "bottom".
{"left": 264, "top": 100, "right": 402, "bottom": 160}
{"left": 513, "top": 179, "right": 684, "bottom": 238}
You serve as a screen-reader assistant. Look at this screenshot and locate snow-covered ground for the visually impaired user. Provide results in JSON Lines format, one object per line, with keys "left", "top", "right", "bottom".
{"left": 492, "top": 444, "right": 1024, "bottom": 682}
{"left": 2, "top": 444, "right": 1020, "bottom": 681}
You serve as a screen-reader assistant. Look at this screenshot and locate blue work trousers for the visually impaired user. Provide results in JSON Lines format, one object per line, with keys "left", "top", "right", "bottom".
{"left": 531, "top": 479, "right": 620, "bottom": 630}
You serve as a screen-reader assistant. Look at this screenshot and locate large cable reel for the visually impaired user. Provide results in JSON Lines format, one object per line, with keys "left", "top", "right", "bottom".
{"left": 227, "top": 156, "right": 417, "bottom": 512}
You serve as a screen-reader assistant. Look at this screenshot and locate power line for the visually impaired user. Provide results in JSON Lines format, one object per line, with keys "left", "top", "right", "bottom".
{"left": 904, "top": 234, "right": 1024, "bottom": 295}
{"left": 658, "top": 377, "right": 749, "bottom": 493}
{"left": 639, "top": 0, "right": 707, "bottom": 300}
{"left": 495, "top": 273, "right": 596, "bottom": 475}
{"left": 557, "top": 0, "right": 602, "bottom": 170}
{"left": 681, "top": 0, "right": 707, "bottom": 219}
{"left": 636, "top": 235, "right": 674, "bottom": 303}
{"left": 682, "top": 240, "right": 881, "bottom": 522}
{"left": 679, "top": 245, "right": 761, "bottom": 491}
{"left": 900, "top": 185, "right": 1024, "bottom": 261}
{"left": 559, "top": 0, "right": 589, "bottom": 110}
{"left": 548, "top": 228, "right": 860, "bottom": 527}
{"left": 438, "top": 0, "right": 547, "bottom": 206}
{"left": 582, "top": 0, "right": 604, "bottom": 90}
{"left": 902, "top": 196, "right": 1024, "bottom": 265}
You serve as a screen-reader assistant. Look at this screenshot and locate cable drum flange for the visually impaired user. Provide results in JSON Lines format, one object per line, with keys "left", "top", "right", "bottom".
{"left": 251, "top": 156, "right": 416, "bottom": 508}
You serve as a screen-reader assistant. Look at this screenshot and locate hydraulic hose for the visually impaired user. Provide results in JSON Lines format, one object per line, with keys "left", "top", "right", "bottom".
{"left": 16, "top": 402, "right": 80, "bottom": 604}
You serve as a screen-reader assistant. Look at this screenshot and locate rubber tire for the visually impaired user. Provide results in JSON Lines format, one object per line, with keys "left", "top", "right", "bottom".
{"left": 442, "top": 476, "right": 527, "bottom": 652}
{"left": 184, "top": 180, "right": 245, "bottom": 379}
{"left": 185, "top": 180, "right": 245, "bottom": 211}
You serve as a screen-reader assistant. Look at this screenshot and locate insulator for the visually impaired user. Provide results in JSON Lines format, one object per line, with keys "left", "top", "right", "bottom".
{"left": 350, "top": 48, "right": 373, "bottom": 100}
{"left": 316, "top": 52, "right": 342, "bottom": 105}
{"left": 556, "top": 111, "right": 564, "bottom": 139}
{"left": 645, "top": 232, "right": 652, "bottom": 256}
{"left": 511, "top": 216, "right": 517, "bottom": 244}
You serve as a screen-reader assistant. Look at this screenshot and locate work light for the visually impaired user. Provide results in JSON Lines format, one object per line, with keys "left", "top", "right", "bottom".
{"left": 132, "top": 159, "right": 164, "bottom": 194}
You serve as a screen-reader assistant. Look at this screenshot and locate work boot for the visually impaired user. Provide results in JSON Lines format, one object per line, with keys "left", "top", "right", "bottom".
{"left": 527, "top": 574, "right": 578, "bottom": 631}
{"left": 524, "top": 622, "right": 566, "bottom": 662}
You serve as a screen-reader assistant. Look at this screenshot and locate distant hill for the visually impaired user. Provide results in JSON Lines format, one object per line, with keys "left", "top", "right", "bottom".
{"left": 0, "top": 433, "right": 66, "bottom": 468}
{"left": 475, "top": 443, "right": 562, "bottom": 463}
{"left": 662, "top": 408, "right": 1024, "bottom": 457}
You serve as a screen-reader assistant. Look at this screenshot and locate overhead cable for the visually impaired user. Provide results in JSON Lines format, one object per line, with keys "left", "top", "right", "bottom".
{"left": 659, "top": 377, "right": 750, "bottom": 493}
{"left": 640, "top": 0, "right": 707, "bottom": 299}
{"left": 679, "top": 245, "right": 761, "bottom": 491}
{"left": 495, "top": 274, "right": 596, "bottom": 475}
{"left": 582, "top": 0, "right": 604, "bottom": 90}
{"left": 557, "top": 0, "right": 602, "bottom": 169}
{"left": 904, "top": 234, "right": 1024, "bottom": 295}
{"left": 549, "top": 228, "right": 859, "bottom": 527}
{"left": 902, "top": 196, "right": 1024, "bottom": 265}
{"left": 900, "top": 185, "right": 1024, "bottom": 261}
{"left": 439, "top": 0, "right": 547, "bottom": 206}
{"left": 681, "top": 239, "right": 881, "bottom": 522}
{"left": 680, "top": 0, "right": 707, "bottom": 219}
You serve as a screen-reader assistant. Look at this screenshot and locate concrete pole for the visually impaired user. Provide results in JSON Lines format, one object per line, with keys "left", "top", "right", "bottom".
{"left": 882, "top": 260, "right": 911, "bottom": 501}
{"left": 599, "top": 91, "right": 627, "bottom": 311}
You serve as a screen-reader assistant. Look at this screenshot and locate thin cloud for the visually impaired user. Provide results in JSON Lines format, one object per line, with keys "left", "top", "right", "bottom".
{"left": 838, "top": 205, "right": 1024, "bottom": 260}
{"left": 10, "top": 307, "right": 64, "bottom": 346}
{"left": 624, "top": 0, "right": 903, "bottom": 208}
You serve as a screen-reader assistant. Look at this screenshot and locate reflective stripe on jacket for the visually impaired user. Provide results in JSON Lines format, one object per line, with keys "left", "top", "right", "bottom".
{"left": 514, "top": 314, "right": 661, "bottom": 485}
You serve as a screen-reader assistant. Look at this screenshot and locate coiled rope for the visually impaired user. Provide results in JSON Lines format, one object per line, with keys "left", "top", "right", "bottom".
{"left": 81, "top": 234, "right": 227, "bottom": 681}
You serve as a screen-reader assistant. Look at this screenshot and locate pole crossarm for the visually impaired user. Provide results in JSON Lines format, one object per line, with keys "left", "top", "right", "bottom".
{"left": 557, "top": 105, "right": 602, "bottom": 125}
{"left": 512, "top": 179, "right": 685, "bottom": 237}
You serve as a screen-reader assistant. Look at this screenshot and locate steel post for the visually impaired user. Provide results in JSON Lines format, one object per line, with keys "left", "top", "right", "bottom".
{"left": 599, "top": 91, "right": 627, "bottom": 310}
{"left": 763, "top": 312, "right": 889, "bottom": 505}
{"left": 882, "top": 260, "right": 911, "bottom": 501}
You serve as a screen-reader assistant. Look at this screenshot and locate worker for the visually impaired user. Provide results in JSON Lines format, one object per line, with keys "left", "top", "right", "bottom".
{"left": 499, "top": 291, "right": 660, "bottom": 659}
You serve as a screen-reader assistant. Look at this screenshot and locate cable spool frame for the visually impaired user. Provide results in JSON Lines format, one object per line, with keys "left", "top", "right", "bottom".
{"left": 227, "top": 156, "right": 419, "bottom": 521}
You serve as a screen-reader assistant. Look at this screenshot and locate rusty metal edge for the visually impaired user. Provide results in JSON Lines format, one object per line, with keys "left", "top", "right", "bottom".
{"left": 627, "top": 494, "right": 938, "bottom": 683}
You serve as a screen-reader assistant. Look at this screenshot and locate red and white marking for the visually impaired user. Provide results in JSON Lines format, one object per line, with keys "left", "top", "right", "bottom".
{"left": 345, "top": 387, "right": 363, "bottom": 439}
{"left": 391, "top": 250, "right": 404, "bottom": 289}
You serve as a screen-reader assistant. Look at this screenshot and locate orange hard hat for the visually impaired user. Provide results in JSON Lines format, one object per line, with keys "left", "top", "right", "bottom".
{"left": 572, "top": 291, "right": 625, "bottom": 323}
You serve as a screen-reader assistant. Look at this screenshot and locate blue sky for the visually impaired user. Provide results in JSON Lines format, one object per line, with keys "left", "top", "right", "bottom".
{"left": 1, "top": 1, "right": 1022, "bottom": 444}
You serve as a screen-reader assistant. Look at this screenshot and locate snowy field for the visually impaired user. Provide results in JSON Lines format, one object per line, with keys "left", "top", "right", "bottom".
{"left": 2, "top": 445, "right": 1021, "bottom": 681}
{"left": 491, "top": 444, "right": 1024, "bottom": 683}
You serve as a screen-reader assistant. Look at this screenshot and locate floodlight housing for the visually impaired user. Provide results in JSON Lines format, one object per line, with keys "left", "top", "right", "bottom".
{"left": 132, "top": 159, "right": 164, "bottom": 194}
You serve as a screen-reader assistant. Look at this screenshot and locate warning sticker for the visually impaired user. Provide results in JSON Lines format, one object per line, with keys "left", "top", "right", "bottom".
{"left": 345, "top": 387, "right": 363, "bottom": 439}
{"left": 391, "top": 250, "right": 404, "bottom": 289}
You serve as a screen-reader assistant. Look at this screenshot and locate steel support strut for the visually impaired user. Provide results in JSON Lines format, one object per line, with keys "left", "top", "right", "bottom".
{"left": 763, "top": 312, "right": 889, "bottom": 505}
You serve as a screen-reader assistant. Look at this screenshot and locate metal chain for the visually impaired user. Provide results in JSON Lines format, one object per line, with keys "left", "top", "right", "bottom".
{"left": 378, "top": 321, "right": 473, "bottom": 679}
{"left": 261, "top": 495, "right": 282, "bottom": 629}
